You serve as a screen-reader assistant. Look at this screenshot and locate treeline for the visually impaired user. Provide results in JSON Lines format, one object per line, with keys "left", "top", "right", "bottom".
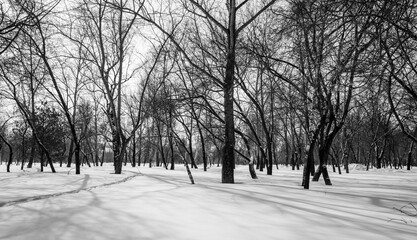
{"left": 1, "top": 0, "right": 417, "bottom": 188}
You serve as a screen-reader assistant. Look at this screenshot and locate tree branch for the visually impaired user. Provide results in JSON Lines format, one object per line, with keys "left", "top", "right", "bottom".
{"left": 187, "top": 0, "right": 227, "bottom": 33}
{"left": 236, "top": 0, "right": 278, "bottom": 34}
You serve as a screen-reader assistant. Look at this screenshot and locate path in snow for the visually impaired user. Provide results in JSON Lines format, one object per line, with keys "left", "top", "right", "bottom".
{"left": 0, "top": 171, "right": 140, "bottom": 207}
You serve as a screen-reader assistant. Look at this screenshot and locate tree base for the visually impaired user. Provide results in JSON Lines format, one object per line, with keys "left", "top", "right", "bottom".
{"left": 312, "top": 165, "right": 332, "bottom": 185}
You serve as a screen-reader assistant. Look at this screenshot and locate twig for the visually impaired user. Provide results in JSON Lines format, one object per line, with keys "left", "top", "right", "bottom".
{"left": 387, "top": 218, "right": 408, "bottom": 224}
{"left": 393, "top": 202, "right": 417, "bottom": 217}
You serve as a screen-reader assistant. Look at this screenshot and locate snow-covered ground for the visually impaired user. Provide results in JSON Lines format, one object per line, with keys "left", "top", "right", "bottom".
{"left": 0, "top": 163, "right": 416, "bottom": 240}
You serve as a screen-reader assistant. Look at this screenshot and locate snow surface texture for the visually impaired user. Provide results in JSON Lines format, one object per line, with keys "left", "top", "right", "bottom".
{"left": 0, "top": 164, "right": 416, "bottom": 240}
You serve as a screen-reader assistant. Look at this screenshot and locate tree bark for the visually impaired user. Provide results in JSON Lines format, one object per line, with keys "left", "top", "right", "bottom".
{"left": 407, "top": 141, "right": 414, "bottom": 170}
{"left": 169, "top": 132, "right": 175, "bottom": 170}
{"left": 132, "top": 132, "right": 136, "bottom": 167}
{"left": 222, "top": 0, "right": 237, "bottom": 184}
{"left": 27, "top": 137, "right": 35, "bottom": 168}
{"left": 156, "top": 121, "right": 168, "bottom": 169}
{"left": 0, "top": 133, "right": 13, "bottom": 173}
{"left": 312, "top": 145, "right": 332, "bottom": 185}
{"left": 100, "top": 142, "right": 106, "bottom": 166}
{"left": 67, "top": 140, "right": 74, "bottom": 167}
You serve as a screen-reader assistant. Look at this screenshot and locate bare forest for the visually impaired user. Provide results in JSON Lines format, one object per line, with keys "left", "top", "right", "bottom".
{"left": 1, "top": 1, "right": 417, "bottom": 185}
{"left": 2, "top": 1, "right": 417, "bottom": 240}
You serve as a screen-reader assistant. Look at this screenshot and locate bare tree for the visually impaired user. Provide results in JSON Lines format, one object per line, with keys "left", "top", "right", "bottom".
{"left": 132, "top": 0, "right": 278, "bottom": 183}
{"left": 0, "top": 120, "right": 13, "bottom": 172}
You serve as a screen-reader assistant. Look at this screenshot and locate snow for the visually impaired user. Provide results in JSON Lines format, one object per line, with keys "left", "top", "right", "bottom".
{"left": 0, "top": 163, "right": 416, "bottom": 240}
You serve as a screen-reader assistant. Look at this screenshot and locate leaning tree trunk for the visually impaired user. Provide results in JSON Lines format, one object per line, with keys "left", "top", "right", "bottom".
{"left": 312, "top": 145, "right": 332, "bottom": 185}
{"left": 302, "top": 144, "right": 316, "bottom": 189}
{"left": 247, "top": 148, "right": 258, "bottom": 179}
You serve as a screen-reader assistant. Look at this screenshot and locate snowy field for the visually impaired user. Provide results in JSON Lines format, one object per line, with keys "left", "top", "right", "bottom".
{"left": 0, "top": 163, "right": 416, "bottom": 240}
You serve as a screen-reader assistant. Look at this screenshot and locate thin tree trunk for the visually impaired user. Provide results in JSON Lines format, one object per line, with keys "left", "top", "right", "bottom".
{"left": 344, "top": 147, "right": 349, "bottom": 174}
{"left": 0, "top": 133, "right": 13, "bottom": 172}
{"left": 248, "top": 149, "right": 258, "bottom": 179}
{"left": 291, "top": 152, "right": 295, "bottom": 170}
{"left": 169, "top": 132, "right": 175, "bottom": 170}
{"left": 137, "top": 134, "right": 142, "bottom": 167}
{"left": 407, "top": 141, "right": 414, "bottom": 170}
{"left": 40, "top": 149, "right": 44, "bottom": 172}
{"left": 27, "top": 137, "right": 35, "bottom": 168}
{"left": 132, "top": 132, "right": 136, "bottom": 167}
{"left": 188, "top": 136, "right": 197, "bottom": 169}
{"left": 156, "top": 121, "right": 168, "bottom": 169}
{"left": 100, "top": 142, "right": 106, "bottom": 166}
{"left": 196, "top": 120, "right": 207, "bottom": 171}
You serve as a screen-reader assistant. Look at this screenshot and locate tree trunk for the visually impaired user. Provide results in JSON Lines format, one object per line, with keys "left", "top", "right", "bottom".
{"left": 40, "top": 149, "right": 44, "bottom": 172}
{"left": 185, "top": 161, "right": 195, "bottom": 184}
{"left": 344, "top": 148, "right": 349, "bottom": 174}
{"left": 100, "top": 142, "right": 106, "bottom": 166}
{"left": 196, "top": 120, "right": 207, "bottom": 171}
{"left": 336, "top": 155, "right": 342, "bottom": 175}
{"left": 0, "top": 144, "right": 3, "bottom": 165}
{"left": 137, "top": 135, "right": 142, "bottom": 167}
{"left": 284, "top": 127, "right": 289, "bottom": 167}
{"left": 222, "top": 0, "right": 237, "bottom": 184}
{"left": 296, "top": 152, "right": 300, "bottom": 170}
{"left": 28, "top": 66, "right": 36, "bottom": 169}
{"left": 0, "top": 133, "right": 13, "bottom": 173}
{"left": 407, "top": 141, "right": 414, "bottom": 170}
{"left": 94, "top": 112, "right": 100, "bottom": 167}
{"left": 376, "top": 138, "right": 387, "bottom": 169}
{"left": 132, "top": 132, "right": 136, "bottom": 167}
{"left": 266, "top": 135, "right": 273, "bottom": 175}
{"left": 274, "top": 141, "right": 279, "bottom": 169}
{"left": 148, "top": 144, "right": 153, "bottom": 168}
{"left": 74, "top": 143, "right": 81, "bottom": 174}
{"left": 188, "top": 136, "right": 198, "bottom": 169}
{"left": 20, "top": 132, "right": 26, "bottom": 170}
{"left": 113, "top": 134, "right": 123, "bottom": 174}
{"left": 156, "top": 121, "right": 168, "bottom": 169}
{"left": 302, "top": 144, "right": 315, "bottom": 189}
{"left": 124, "top": 148, "right": 128, "bottom": 166}
{"left": 82, "top": 150, "right": 91, "bottom": 168}
{"left": 27, "top": 137, "right": 35, "bottom": 168}
{"left": 291, "top": 152, "right": 295, "bottom": 170}
{"left": 67, "top": 139, "right": 74, "bottom": 167}
{"left": 312, "top": 146, "right": 332, "bottom": 185}
{"left": 169, "top": 132, "right": 175, "bottom": 170}
{"left": 248, "top": 150, "right": 258, "bottom": 179}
